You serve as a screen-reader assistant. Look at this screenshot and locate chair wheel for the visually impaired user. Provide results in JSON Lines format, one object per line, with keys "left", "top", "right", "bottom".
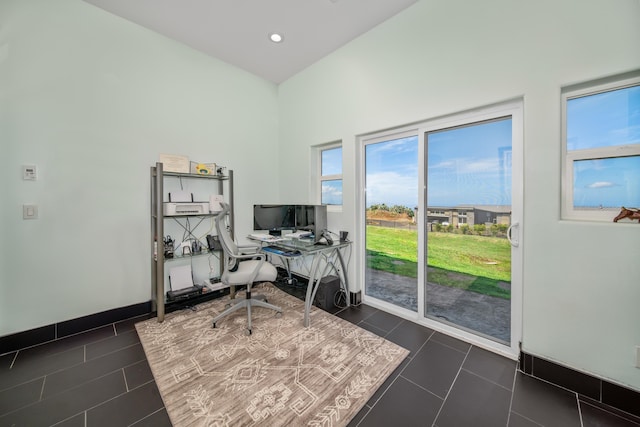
{"left": 225, "top": 303, "right": 231, "bottom": 309}
{"left": 275, "top": 312, "right": 282, "bottom": 318}
{"left": 245, "top": 329, "right": 252, "bottom": 336}
{"left": 212, "top": 322, "right": 217, "bottom": 329}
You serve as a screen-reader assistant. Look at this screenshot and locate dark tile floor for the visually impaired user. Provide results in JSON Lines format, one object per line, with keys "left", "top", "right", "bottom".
{"left": 1, "top": 285, "right": 639, "bottom": 426}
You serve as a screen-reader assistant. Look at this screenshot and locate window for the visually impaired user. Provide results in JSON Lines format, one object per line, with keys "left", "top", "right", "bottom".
{"left": 319, "top": 144, "right": 343, "bottom": 205}
{"left": 562, "top": 72, "right": 640, "bottom": 221}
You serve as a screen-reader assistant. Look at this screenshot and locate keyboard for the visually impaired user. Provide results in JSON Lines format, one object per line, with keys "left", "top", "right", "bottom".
{"left": 262, "top": 246, "right": 301, "bottom": 256}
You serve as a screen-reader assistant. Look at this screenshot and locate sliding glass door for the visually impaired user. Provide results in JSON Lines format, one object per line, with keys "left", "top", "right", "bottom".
{"left": 364, "top": 133, "right": 419, "bottom": 312}
{"left": 425, "top": 117, "right": 514, "bottom": 345}
{"left": 360, "top": 101, "right": 522, "bottom": 356}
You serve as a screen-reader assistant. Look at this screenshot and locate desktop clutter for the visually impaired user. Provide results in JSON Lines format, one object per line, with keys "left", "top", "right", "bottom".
{"left": 160, "top": 184, "right": 227, "bottom": 301}
{"left": 162, "top": 190, "right": 224, "bottom": 257}
{"left": 159, "top": 153, "right": 225, "bottom": 177}
{"left": 249, "top": 205, "right": 352, "bottom": 317}
{"left": 162, "top": 233, "right": 222, "bottom": 302}
{"left": 250, "top": 203, "right": 351, "bottom": 246}
{"left": 159, "top": 195, "right": 353, "bottom": 303}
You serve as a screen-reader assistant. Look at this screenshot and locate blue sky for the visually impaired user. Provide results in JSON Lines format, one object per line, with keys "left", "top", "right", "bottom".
{"left": 331, "top": 85, "right": 639, "bottom": 209}
{"left": 365, "top": 136, "right": 419, "bottom": 208}
{"left": 427, "top": 119, "right": 512, "bottom": 207}
{"left": 568, "top": 85, "right": 640, "bottom": 208}
{"left": 321, "top": 147, "right": 343, "bottom": 205}
{"left": 365, "top": 118, "right": 513, "bottom": 208}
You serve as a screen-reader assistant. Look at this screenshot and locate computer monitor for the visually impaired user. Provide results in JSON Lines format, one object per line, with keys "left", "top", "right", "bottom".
{"left": 295, "top": 204, "right": 327, "bottom": 243}
{"left": 294, "top": 205, "right": 314, "bottom": 231}
{"left": 253, "top": 204, "right": 296, "bottom": 234}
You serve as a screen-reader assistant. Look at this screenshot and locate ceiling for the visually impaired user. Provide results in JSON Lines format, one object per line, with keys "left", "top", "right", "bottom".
{"left": 82, "top": 0, "right": 418, "bottom": 84}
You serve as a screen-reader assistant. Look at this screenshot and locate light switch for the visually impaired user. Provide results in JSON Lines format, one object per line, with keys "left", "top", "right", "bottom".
{"left": 23, "top": 165, "right": 37, "bottom": 180}
{"left": 23, "top": 204, "right": 38, "bottom": 219}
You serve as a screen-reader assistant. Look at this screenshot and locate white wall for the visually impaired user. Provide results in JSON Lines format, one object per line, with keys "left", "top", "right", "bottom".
{"left": 2, "top": 0, "right": 639, "bottom": 394}
{"left": 0, "top": 0, "right": 280, "bottom": 336}
{"left": 278, "top": 0, "right": 640, "bottom": 390}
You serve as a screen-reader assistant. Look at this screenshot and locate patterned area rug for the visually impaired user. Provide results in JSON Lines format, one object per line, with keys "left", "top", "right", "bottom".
{"left": 136, "top": 283, "right": 409, "bottom": 426}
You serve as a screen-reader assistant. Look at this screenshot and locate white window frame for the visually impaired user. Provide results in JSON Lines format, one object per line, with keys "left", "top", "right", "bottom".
{"left": 318, "top": 142, "right": 343, "bottom": 209}
{"left": 561, "top": 71, "right": 640, "bottom": 222}
{"left": 357, "top": 99, "right": 523, "bottom": 359}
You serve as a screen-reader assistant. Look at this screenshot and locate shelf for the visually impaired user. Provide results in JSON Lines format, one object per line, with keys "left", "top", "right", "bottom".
{"left": 163, "top": 286, "right": 231, "bottom": 313}
{"left": 151, "top": 162, "right": 234, "bottom": 323}
{"left": 163, "top": 250, "right": 219, "bottom": 262}
{"left": 162, "top": 171, "right": 229, "bottom": 180}
{"left": 204, "top": 281, "right": 229, "bottom": 292}
{"left": 164, "top": 213, "right": 219, "bottom": 219}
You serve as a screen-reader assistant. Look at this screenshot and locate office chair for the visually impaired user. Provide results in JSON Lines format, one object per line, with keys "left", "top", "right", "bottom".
{"left": 212, "top": 202, "right": 281, "bottom": 334}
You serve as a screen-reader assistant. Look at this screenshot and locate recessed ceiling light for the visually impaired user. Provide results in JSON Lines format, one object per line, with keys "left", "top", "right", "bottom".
{"left": 269, "top": 33, "right": 284, "bottom": 43}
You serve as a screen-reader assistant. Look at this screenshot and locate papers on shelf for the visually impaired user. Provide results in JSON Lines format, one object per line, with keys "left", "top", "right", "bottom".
{"left": 159, "top": 153, "right": 190, "bottom": 173}
{"left": 168, "top": 265, "right": 194, "bottom": 291}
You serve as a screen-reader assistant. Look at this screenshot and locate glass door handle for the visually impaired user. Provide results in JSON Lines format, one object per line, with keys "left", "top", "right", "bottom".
{"left": 507, "top": 222, "right": 519, "bottom": 247}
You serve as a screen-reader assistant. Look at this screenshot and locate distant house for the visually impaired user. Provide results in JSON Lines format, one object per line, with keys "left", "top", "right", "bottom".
{"left": 426, "top": 205, "right": 511, "bottom": 228}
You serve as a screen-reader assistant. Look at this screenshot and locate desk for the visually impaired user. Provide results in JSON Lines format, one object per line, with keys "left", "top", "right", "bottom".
{"left": 255, "top": 238, "right": 351, "bottom": 327}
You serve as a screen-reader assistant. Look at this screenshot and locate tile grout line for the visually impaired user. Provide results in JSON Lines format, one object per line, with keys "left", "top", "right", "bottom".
{"left": 460, "top": 367, "right": 514, "bottom": 393}
{"left": 430, "top": 345, "right": 472, "bottom": 427}
{"left": 579, "top": 400, "right": 640, "bottom": 426}
{"left": 599, "top": 377, "right": 602, "bottom": 402}
{"left": 39, "top": 376, "right": 46, "bottom": 402}
{"left": 122, "top": 367, "right": 130, "bottom": 392}
{"left": 131, "top": 407, "right": 166, "bottom": 426}
{"left": 8, "top": 357, "right": 148, "bottom": 414}
{"left": 398, "top": 375, "right": 446, "bottom": 401}
{"left": 429, "top": 337, "right": 470, "bottom": 355}
{"left": 518, "top": 370, "right": 597, "bottom": 401}
{"left": 354, "top": 312, "right": 431, "bottom": 425}
{"left": 8, "top": 351, "right": 18, "bottom": 369}
{"left": 385, "top": 319, "right": 404, "bottom": 336}
{"left": 510, "top": 410, "right": 545, "bottom": 426}
{"left": 8, "top": 323, "right": 121, "bottom": 359}
{"left": 365, "top": 384, "right": 390, "bottom": 411}
{"left": 576, "top": 392, "right": 585, "bottom": 427}
{"left": 505, "top": 359, "right": 519, "bottom": 426}
{"left": 371, "top": 339, "right": 432, "bottom": 408}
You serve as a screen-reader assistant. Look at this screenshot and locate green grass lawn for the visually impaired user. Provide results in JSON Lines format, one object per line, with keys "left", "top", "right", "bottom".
{"left": 366, "top": 225, "right": 511, "bottom": 299}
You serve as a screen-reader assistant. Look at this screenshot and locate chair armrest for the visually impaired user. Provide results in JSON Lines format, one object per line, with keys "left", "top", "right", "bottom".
{"left": 226, "top": 251, "right": 268, "bottom": 284}
{"left": 232, "top": 252, "right": 266, "bottom": 261}
{"left": 237, "top": 244, "right": 260, "bottom": 255}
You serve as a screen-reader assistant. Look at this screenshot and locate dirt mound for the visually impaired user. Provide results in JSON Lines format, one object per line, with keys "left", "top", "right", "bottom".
{"left": 366, "top": 211, "right": 414, "bottom": 224}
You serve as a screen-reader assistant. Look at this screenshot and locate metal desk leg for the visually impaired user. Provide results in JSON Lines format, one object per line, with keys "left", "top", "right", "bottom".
{"left": 303, "top": 253, "right": 322, "bottom": 327}
{"left": 336, "top": 249, "right": 350, "bottom": 308}
{"left": 284, "top": 257, "right": 295, "bottom": 284}
{"left": 308, "top": 247, "right": 350, "bottom": 310}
